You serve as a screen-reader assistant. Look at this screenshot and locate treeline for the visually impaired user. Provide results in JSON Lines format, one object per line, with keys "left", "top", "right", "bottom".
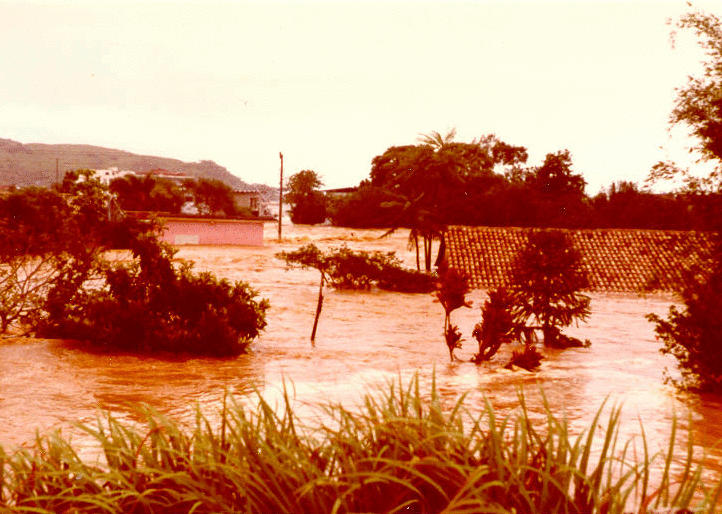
{"left": 326, "top": 133, "right": 720, "bottom": 231}
{"left": 102, "top": 170, "right": 249, "bottom": 217}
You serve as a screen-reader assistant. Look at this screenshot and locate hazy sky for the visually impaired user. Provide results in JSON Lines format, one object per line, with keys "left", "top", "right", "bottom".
{"left": 1, "top": 0, "right": 720, "bottom": 192}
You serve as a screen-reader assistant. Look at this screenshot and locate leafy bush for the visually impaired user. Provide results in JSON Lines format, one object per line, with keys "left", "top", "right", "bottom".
{"left": 277, "top": 244, "right": 434, "bottom": 341}
{"left": 36, "top": 235, "right": 269, "bottom": 357}
{"left": 507, "top": 344, "right": 544, "bottom": 371}
{"left": 510, "top": 229, "right": 591, "bottom": 347}
{"left": 0, "top": 185, "right": 110, "bottom": 333}
{"left": 647, "top": 239, "right": 722, "bottom": 392}
{"left": 278, "top": 244, "right": 434, "bottom": 293}
{"left": 285, "top": 170, "right": 327, "bottom": 224}
{"left": 471, "top": 287, "right": 518, "bottom": 363}
{"left": 433, "top": 268, "right": 472, "bottom": 360}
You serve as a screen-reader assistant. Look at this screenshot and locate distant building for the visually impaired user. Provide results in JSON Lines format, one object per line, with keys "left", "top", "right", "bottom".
{"left": 233, "top": 189, "right": 270, "bottom": 217}
{"left": 142, "top": 169, "right": 193, "bottom": 183}
{"left": 92, "top": 167, "right": 137, "bottom": 185}
{"left": 323, "top": 186, "right": 357, "bottom": 199}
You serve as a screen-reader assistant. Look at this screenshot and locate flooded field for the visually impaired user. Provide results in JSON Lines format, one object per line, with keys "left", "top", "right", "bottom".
{"left": 1, "top": 223, "right": 722, "bottom": 474}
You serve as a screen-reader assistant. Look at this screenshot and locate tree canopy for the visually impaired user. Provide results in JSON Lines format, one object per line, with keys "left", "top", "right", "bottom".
{"left": 646, "top": 8, "right": 722, "bottom": 393}
{"left": 285, "top": 170, "right": 327, "bottom": 224}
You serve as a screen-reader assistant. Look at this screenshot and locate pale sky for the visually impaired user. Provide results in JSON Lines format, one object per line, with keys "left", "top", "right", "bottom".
{"left": 1, "top": 0, "right": 720, "bottom": 193}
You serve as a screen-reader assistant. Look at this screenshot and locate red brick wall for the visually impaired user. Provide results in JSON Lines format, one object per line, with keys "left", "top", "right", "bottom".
{"left": 159, "top": 217, "right": 264, "bottom": 246}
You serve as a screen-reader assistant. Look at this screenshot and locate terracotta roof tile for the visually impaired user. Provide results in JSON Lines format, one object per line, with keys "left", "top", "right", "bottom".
{"left": 443, "top": 226, "right": 716, "bottom": 292}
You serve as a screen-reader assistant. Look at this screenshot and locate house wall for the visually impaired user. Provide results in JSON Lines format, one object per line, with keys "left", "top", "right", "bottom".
{"left": 233, "top": 191, "right": 265, "bottom": 216}
{"left": 159, "top": 217, "right": 264, "bottom": 246}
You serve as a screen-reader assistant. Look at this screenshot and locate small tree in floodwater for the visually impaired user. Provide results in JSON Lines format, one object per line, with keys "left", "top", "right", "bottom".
{"left": 433, "top": 268, "right": 471, "bottom": 361}
{"left": 277, "top": 244, "right": 435, "bottom": 342}
{"left": 471, "top": 287, "right": 517, "bottom": 364}
{"left": 277, "top": 245, "right": 330, "bottom": 343}
{"left": 510, "top": 229, "right": 591, "bottom": 348}
{"left": 471, "top": 287, "right": 544, "bottom": 371}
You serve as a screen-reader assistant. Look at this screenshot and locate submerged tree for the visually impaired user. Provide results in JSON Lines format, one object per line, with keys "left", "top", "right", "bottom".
{"left": 471, "top": 287, "right": 518, "bottom": 364}
{"left": 36, "top": 235, "right": 269, "bottom": 356}
{"left": 433, "top": 268, "right": 472, "bottom": 361}
{"left": 278, "top": 244, "right": 434, "bottom": 342}
{"left": 510, "top": 229, "right": 591, "bottom": 348}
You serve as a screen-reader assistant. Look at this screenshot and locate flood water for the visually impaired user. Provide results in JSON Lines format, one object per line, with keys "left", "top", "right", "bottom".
{"left": 2, "top": 223, "right": 722, "bottom": 476}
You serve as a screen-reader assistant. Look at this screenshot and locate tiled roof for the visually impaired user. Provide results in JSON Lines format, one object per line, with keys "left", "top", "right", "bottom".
{"left": 443, "top": 225, "right": 717, "bottom": 292}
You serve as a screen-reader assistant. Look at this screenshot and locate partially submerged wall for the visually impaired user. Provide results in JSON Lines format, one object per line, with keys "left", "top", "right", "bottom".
{"left": 159, "top": 217, "right": 264, "bottom": 246}
{"left": 443, "top": 225, "right": 716, "bottom": 292}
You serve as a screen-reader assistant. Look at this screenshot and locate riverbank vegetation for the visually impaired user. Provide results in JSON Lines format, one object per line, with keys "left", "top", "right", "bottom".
{"left": 1, "top": 376, "right": 719, "bottom": 513}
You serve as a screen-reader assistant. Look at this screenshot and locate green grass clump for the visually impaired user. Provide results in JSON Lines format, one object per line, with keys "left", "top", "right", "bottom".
{"left": 1, "top": 377, "right": 720, "bottom": 513}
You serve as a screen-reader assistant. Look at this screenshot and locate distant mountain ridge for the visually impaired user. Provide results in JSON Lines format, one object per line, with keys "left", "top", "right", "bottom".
{"left": 0, "top": 138, "right": 265, "bottom": 191}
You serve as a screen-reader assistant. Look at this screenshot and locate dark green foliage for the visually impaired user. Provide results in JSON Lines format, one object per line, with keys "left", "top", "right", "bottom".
{"left": 285, "top": 170, "right": 327, "bottom": 224}
{"left": 511, "top": 229, "right": 591, "bottom": 347}
{"left": 110, "top": 174, "right": 186, "bottom": 213}
{"left": 645, "top": 8, "right": 722, "bottom": 393}
{"left": 507, "top": 345, "right": 544, "bottom": 371}
{"left": 471, "top": 287, "right": 518, "bottom": 363}
{"left": 526, "top": 149, "right": 585, "bottom": 197}
{"left": 278, "top": 244, "right": 435, "bottom": 293}
{"left": 327, "top": 184, "right": 399, "bottom": 228}
{"left": 1, "top": 377, "right": 719, "bottom": 513}
{"left": 0, "top": 180, "right": 120, "bottom": 333}
{"left": 333, "top": 130, "right": 717, "bottom": 232}
{"left": 37, "top": 235, "right": 269, "bottom": 357}
{"left": 647, "top": 240, "right": 722, "bottom": 392}
{"left": 374, "top": 263, "right": 436, "bottom": 293}
{"left": 433, "top": 268, "right": 471, "bottom": 360}
{"left": 0, "top": 175, "right": 268, "bottom": 353}
{"left": 444, "top": 323, "right": 463, "bottom": 361}
{"left": 183, "top": 178, "right": 238, "bottom": 217}
{"left": 277, "top": 244, "right": 434, "bottom": 341}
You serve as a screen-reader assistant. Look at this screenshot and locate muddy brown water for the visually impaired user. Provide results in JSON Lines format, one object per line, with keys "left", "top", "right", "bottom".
{"left": 1, "top": 224, "right": 721, "bottom": 478}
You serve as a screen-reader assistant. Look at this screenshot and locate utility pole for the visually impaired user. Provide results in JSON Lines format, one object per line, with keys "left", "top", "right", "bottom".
{"left": 278, "top": 152, "right": 284, "bottom": 241}
{"left": 55, "top": 158, "right": 59, "bottom": 185}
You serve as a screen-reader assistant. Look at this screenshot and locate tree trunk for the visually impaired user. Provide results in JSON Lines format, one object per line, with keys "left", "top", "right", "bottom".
{"left": 423, "top": 236, "right": 433, "bottom": 272}
{"left": 414, "top": 234, "right": 420, "bottom": 271}
{"left": 310, "top": 275, "right": 325, "bottom": 343}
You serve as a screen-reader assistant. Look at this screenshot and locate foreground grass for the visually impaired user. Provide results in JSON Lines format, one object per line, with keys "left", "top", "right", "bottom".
{"left": 1, "top": 377, "right": 721, "bottom": 513}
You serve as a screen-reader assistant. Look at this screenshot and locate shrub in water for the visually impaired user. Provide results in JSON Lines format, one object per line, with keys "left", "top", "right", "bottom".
{"left": 37, "top": 235, "right": 269, "bottom": 356}
{"left": 433, "top": 267, "right": 472, "bottom": 360}
{"left": 471, "top": 286, "right": 518, "bottom": 363}
{"left": 278, "top": 244, "right": 434, "bottom": 341}
{"left": 510, "top": 229, "right": 591, "bottom": 348}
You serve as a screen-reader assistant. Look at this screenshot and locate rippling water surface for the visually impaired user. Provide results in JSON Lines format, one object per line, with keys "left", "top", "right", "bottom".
{"left": 2, "top": 223, "right": 721, "bottom": 476}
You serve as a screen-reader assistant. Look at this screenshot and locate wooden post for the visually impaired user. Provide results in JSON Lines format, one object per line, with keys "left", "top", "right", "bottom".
{"left": 278, "top": 152, "right": 284, "bottom": 241}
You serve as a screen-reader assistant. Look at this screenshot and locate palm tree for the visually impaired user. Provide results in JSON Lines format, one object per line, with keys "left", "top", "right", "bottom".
{"left": 418, "top": 128, "right": 457, "bottom": 150}
{"left": 380, "top": 192, "right": 440, "bottom": 271}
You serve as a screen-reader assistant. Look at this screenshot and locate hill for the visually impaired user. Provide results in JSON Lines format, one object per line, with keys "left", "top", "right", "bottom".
{"left": 0, "top": 138, "right": 260, "bottom": 190}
